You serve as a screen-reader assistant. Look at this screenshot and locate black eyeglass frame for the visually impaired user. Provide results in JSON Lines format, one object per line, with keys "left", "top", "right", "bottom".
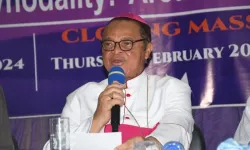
{"left": 101, "top": 38, "right": 148, "bottom": 51}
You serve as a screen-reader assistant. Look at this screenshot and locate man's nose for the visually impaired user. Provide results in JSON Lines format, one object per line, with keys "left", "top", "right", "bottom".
{"left": 113, "top": 43, "right": 123, "bottom": 54}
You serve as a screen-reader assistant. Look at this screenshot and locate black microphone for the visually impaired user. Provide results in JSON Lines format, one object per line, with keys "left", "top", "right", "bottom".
{"left": 108, "top": 66, "right": 125, "bottom": 132}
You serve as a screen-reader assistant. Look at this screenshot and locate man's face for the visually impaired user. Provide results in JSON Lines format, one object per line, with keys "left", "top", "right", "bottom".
{"left": 102, "top": 20, "right": 152, "bottom": 80}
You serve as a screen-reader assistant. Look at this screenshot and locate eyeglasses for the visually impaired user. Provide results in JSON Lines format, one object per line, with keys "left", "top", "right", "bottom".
{"left": 101, "top": 39, "right": 147, "bottom": 51}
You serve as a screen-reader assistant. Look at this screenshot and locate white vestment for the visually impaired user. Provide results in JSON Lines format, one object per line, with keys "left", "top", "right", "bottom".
{"left": 43, "top": 71, "right": 194, "bottom": 149}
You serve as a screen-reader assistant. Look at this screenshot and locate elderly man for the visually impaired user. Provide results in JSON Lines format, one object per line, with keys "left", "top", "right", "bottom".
{"left": 234, "top": 97, "right": 250, "bottom": 145}
{"left": 44, "top": 13, "right": 194, "bottom": 150}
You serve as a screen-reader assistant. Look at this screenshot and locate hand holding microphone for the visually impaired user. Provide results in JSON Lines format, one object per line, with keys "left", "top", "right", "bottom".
{"left": 91, "top": 66, "right": 126, "bottom": 133}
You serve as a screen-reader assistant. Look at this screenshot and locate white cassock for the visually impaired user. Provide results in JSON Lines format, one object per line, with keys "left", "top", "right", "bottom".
{"left": 234, "top": 96, "right": 250, "bottom": 145}
{"left": 43, "top": 71, "right": 194, "bottom": 149}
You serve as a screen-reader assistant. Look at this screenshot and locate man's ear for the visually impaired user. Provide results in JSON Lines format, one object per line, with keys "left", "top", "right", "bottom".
{"left": 145, "top": 42, "right": 152, "bottom": 60}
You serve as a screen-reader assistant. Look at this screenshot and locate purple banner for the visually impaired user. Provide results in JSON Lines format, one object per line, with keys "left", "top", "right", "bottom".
{"left": 0, "top": 0, "right": 249, "bottom": 24}
{"left": 0, "top": 1, "right": 250, "bottom": 116}
{"left": 0, "top": 0, "right": 250, "bottom": 40}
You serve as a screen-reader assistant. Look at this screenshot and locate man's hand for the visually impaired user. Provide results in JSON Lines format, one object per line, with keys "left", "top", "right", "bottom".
{"left": 115, "top": 136, "right": 162, "bottom": 150}
{"left": 90, "top": 81, "right": 126, "bottom": 132}
{"left": 115, "top": 136, "right": 144, "bottom": 150}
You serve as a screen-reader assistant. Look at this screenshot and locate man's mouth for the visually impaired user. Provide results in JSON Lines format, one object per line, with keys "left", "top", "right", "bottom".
{"left": 111, "top": 59, "right": 124, "bottom": 66}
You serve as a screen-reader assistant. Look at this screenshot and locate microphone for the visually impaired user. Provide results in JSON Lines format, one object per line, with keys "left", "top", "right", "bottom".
{"left": 108, "top": 66, "right": 125, "bottom": 132}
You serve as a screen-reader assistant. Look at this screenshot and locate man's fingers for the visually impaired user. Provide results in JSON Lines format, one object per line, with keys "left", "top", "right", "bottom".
{"left": 106, "top": 82, "right": 126, "bottom": 90}
{"left": 112, "top": 91, "right": 125, "bottom": 99}
{"left": 115, "top": 142, "right": 133, "bottom": 150}
{"left": 104, "top": 88, "right": 124, "bottom": 98}
{"left": 99, "top": 95, "right": 112, "bottom": 102}
{"left": 108, "top": 99, "right": 124, "bottom": 109}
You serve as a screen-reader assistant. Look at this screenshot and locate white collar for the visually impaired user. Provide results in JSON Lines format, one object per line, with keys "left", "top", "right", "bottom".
{"left": 126, "top": 70, "right": 147, "bottom": 88}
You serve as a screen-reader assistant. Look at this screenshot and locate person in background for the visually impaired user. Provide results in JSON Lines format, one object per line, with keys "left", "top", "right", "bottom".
{"left": 234, "top": 96, "right": 250, "bottom": 145}
{"left": 0, "top": 86, "right": 18, "bottom": 150}
{"left": 43, "top": 13, "right": 194, "bottom": 150}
